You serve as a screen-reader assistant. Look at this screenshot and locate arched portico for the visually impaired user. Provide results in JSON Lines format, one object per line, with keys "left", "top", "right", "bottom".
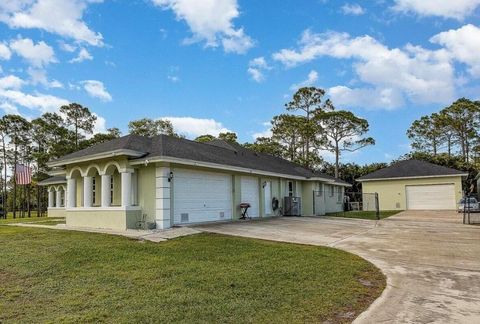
{"left": 65, "top": 161, "right": 136, "bottom": 209}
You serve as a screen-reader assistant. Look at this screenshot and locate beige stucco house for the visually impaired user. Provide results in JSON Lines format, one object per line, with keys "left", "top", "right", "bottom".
{"left": 40, "top": 135, "right": 350, "bottom": 230}
{"left": 358, "top": 159, "right": 467, "bottom": 211}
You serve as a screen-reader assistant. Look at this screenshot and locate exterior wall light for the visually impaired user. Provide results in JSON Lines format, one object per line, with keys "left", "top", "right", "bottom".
{"left": 168, "top": 171, "right": 174, "bottom": 182}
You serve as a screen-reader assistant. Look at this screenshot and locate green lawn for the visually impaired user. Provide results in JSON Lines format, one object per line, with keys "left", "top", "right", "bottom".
{"left": 0, "top": 227, "right": 385, "bottom": 323}
{"left": 0, "top": 215, "right": 64, "bottom": 225}
{"left": 326, "top": 210, "right": 403, "bottom": 220}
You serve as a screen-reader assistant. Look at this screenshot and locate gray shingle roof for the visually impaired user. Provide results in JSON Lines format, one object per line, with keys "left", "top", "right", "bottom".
{"left": 50, "top": 135, "right": 151, "bottom": 163}
{"left": 50, "top": 134, "right": 348, "bottom": 183}
{"left": 357, "top": 159, "right": 467, "bottom": 181}
{"left": 38, "top": 176, "right": 66, "bottom": 185}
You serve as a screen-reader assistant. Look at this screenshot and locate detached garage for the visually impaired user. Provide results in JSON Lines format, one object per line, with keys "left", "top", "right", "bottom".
{"left": 358, "top": 160, "right": 467, "bottom": 211}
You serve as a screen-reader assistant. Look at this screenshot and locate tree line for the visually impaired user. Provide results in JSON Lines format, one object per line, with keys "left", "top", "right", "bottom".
{"left": 407, "top": 98, "right": 480, "bottom": 163}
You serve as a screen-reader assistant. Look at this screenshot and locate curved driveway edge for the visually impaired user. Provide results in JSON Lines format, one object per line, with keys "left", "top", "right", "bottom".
{"left": 196, "top": 211, "right": 480, "bottom": 323}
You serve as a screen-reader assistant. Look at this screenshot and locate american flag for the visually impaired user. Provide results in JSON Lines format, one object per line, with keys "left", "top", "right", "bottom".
{"left": 15, "top": 164, "right": 32, "bottom": 185}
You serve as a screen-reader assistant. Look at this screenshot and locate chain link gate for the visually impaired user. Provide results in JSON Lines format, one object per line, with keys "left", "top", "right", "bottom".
{"left": 462, "top": 193, "right": 480, "bottom": 225}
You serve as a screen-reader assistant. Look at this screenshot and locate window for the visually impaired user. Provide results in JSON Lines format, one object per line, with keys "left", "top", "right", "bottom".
{"left": 329, "top": 185, "right": 334, "bottom": 197}
{"left": 316, "top": 183, "right": 323, "bottom": 197}
{"left": 92, "top": 178, "right": 96, "bottom": 205}
{"left": 60, "top": 190, "right": 65, "bottom": 207}
{"left": 288, "top": 181, "right": 294, "bottom": 197}
{"left": 337, "top": 187, "right": 342, "bottom": 203}
{"left": 110, "top": 176, "right": 114, "bottom": 205}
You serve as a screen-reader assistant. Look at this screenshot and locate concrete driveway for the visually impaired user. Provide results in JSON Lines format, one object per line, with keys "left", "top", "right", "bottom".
{"left": 197, "top": 211, "right": 480, "bottom": 323}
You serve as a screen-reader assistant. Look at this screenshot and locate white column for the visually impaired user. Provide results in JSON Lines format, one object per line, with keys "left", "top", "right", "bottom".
{"left": 155, "top": 166, "right": 171, "bottom": 229}
{"left": 131, "top": 171, "right": 138, "bottom": 206}
{"left": 48, "top": 190, "right": 55, "bottom": 208}
{"left": 55, "top": 189, "right": 62, "bottom": 208}
{"left": 83, "top": 176, "right": 93, "bottom": 207}
{"left": 67, "top": 178, "right": 76, "bottom": 208}
{"left": 121, "top": 172, "right": 132, "bottom": 207}
{"left": 101, "top": 174, "right": 111, "bottom": 207}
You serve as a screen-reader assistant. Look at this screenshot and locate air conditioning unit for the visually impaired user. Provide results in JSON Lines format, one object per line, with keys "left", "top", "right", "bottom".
{"left": 284, "top": 197, "right": 301, "bottom": 216}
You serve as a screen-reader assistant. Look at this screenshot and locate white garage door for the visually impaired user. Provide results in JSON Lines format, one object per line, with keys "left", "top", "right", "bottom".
{"left": 241, "top": 176, "right": 259, "bottom": 218}
{"left": 173, "top": 169, "right": 232, "bottom": 224}
{"left": 406, "top": 184, "right": 456, "bottom": 210}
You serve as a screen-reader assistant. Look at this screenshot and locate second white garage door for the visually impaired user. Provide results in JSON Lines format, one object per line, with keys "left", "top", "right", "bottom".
{"left": 241, "top": 176, "right": 259, "bottom": 218}
{"left": 406, "top": 184, "right": 456, "bottom": 210}
{"left": 173, "top": 169, "right": 232, "bottom": 224}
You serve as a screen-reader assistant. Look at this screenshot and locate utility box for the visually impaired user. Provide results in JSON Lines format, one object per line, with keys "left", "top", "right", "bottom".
{"left": 284, "top": 196, "right": 301, "bottom": 216}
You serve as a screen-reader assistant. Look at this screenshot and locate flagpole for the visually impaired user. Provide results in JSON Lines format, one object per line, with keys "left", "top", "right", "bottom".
{"left": 27, "top": 162, "right": 31, "bottom": 218}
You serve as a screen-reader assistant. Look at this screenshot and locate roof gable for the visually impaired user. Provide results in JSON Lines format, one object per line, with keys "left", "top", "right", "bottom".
{"left": 357, "top": 159, "right": 467, "bottom": 181}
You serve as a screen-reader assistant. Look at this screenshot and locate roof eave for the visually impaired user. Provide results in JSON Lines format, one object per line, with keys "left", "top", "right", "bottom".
{"left": 47, "top": 149, "right": 146, "bottom": 167}
{"left": 38, "top": 180, "right": 67, "bottom": 186}
{"left": 307, "top": 177, "right": 352, "bottom": 187}
{"left": 357, "top": 173, "right": 469, "bottom": 182}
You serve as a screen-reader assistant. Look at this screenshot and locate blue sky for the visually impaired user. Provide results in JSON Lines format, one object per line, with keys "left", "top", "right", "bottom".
{"left": 0, "top": 0, "right": 479, "bottom": 165}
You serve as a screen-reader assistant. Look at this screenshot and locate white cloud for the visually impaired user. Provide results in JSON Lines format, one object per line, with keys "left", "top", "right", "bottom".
{"left": 221, "top": 27, "right": 254, "bottom": 54}
{"left": 341, "top": 3, "right": 365, "bottom": 16}
{"left": 290, "top": 70, "right": 318, "bottom": 91}
{"left": 161, "top": 116, "right": 230, "bottom": 137}
{"left": 392, "top": 0, "right": 480, "bottom": 20}
{"left": 328, "top": 86, "right": 405, "bottom": 110}
{"left": 247, "top": 56, "right": 270, "bottom": 82}
{"left": 27, "top": 68, "right": 63, "bottom": 88}
{"left": 92, "top": 113, "right": 106, "bottom": 134}
{"left": 167, "top": 75, "right": 180, "bottom": 82}
{"left": 167, "top": 66, "right": 180, "bottom": 83}
{"left": 0, "top": 88, "right": 69, "bottom": 113}
{"left": 58, "top": 41, "right": 76, "bottom": 52}
{"left": 0, "top": 75, "right": 25, "bottom": 90}
{"left": 252, "top": 122, "right": 272, "bottom": 139}
{"left": 273, "top": 29, "right": 456, "bottom": 108}
{"left": 430, "top": 24, "right": 480, "bottom": 77}
{"left": 69, "top": 47, "right": 93, "bottom": 63}
{"left": 152, "top": 0, "right": 253, "bottom": 54}
{"left": 10, "top": 38, "right": 56, "bottom": 67}
{"left": 0, "top": 42, "right": 11, "bottom": 60}
{"left": 247, "top": 67, "right": 263, "bottom": 83}
{"left": 0, "top": 102, "right": 20, "bottom": 114}
{"left": 0, "top": 0, "right": 104, "bottom": 46}
{"left": 81, "top": 80, "right": 112, "bottom": 102}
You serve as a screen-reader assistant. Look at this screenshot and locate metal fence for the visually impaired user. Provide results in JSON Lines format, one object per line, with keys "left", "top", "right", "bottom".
{"left": 462, "top": 194, "right": 480, "bottom": 225}
{"left": 312, "top": 190, "right": 380, "bottom": 219}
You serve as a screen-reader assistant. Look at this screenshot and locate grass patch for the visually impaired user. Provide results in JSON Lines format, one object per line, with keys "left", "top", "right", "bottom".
{"left": 31, "top": 220, "right": 66, "bottom": 226}
{"left": 326, "top": 210, "right": 403, "bottom": 220}
{"left": 0, "top": 215, "right": 63, "bottom": 225}
{"left": 0, "top": 227, "right": 385, "bottom": 323}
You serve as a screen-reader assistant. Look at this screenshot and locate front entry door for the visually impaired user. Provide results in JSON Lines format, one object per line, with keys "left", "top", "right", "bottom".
{"left": 264, "top": 181, "right": 272, "bottom": 215}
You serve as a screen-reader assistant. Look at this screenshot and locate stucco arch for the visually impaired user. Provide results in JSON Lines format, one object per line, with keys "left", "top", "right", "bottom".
{"left": 102, "top": 161, "right": 122, "bottom": 175}
{"left": 85, "top": 164, "right": 102, "bottom": 177}
{"left": 68, "top": 167, "right": 84, "bottom": 178}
